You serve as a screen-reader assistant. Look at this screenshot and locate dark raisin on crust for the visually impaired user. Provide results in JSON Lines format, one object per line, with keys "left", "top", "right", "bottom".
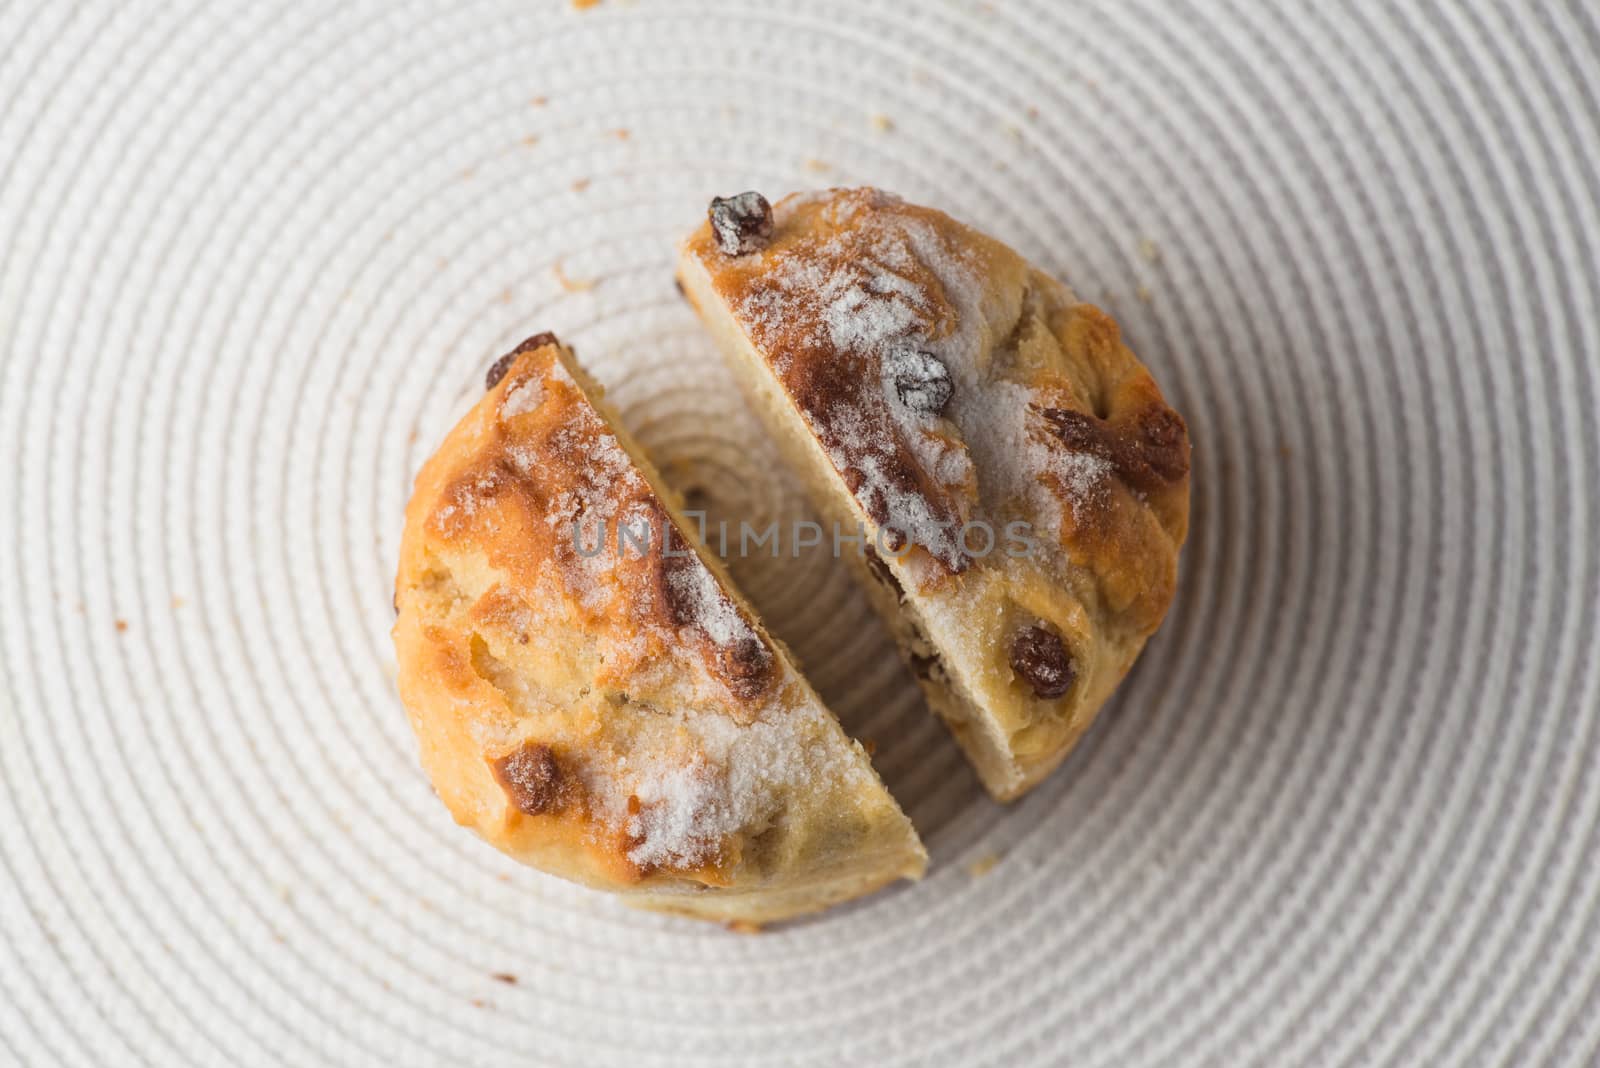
{"left": 486, "top": 331, "right": 561, "bottom": 391}
{"left": 513, "top": 330, "right": 559, "bottom": 355}
{"left": 485, "top": 353, "right": 517, "bottom": 391}
{"left": 490, "top": 742, "right": 564, "bottom": 815}
{"left": 718, "top": 636, "right": 774, "bottom": 699}
{"left": 1037, "top": 406, "right": 1105, "bottom": 455}
{"left": 1007, "top": 624, "right": 1075, "bottom": 699}
{"left": 659, "top": 550, "right": 775, "bottom": 699}
{"left": 709, "top": 192, "right": 773, "bottom": 256}
{"left": 888, "top": 349, "right": 954, "bottom": 415}
{"left": 1126, "top": 406, "right": 1190, "bottom": 485}
{"left": 1037, "top": 403, "right": 1189, "bottom": 491}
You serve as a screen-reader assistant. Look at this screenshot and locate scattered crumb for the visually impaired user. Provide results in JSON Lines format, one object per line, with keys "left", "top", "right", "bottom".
{"left": 1138, "top": 237, "right": 1162, "bottom": 264}
{"left": 804, "top": 157, "right": 831, "bottom": 173}
{"left": 170, "top": 596, "right": 185, "bottom": 610}
{"left": 572, "top": 0, "right": 601, "bottom": 8}
{"left": 610, "top": 127, "right": 630, "bottom": 140}
{"left": 1003, "top": 122, "right": 1023, "bottom": 142}
{"left": 1279, "top": 444, "right": 1293, "bottom": 459}
{"left": 460, "top": 167, "right": 475, "bottom": 180}
{"left": 497, "top": 288, "right": 513, "bottom": 304}
{"left": 114, "top": 619, "right": 128, "bottom": 633}
{"left": 521, "top": 134, "right": 539, "bottom": 147}
{"left": 1136, "top": 284, "right": 1153, "bottom": 304}
{"left": 529, "top": 96, "right": 547, "bottom": 108}
{"left": 471, "top": 998, "right": 487, "bottom": 1009}
{"left": 870, "top": 113, "right": 894, "bottom": 132}
{"left": 571, "top": 177, "right": 591, "bottom": 192}
{"left": 491, "top": 972, "right": 518, "bottom": 985}
{"left": 407, "top": 428, "right": 418, "bottom": 445}
{"left": 861, "top": 738, "right": 878, "bottom": 757}
{"left": 553, "top": 261, "right": 597, "bottom": 292}
{"left": 966, "top": 853, "right": 1001, "bottom": 878}
{"left": 726, "top": 920, "right": 762, "bottom": 935}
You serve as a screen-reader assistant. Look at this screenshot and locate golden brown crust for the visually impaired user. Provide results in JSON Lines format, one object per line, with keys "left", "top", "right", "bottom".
{"left": 393, "top": 334, "right": 924, "bottom": 921}
{"left": 425, "top": 347, "right": 778, "bottom": 707}
{"left": 680, "top": 188, "right": 1191, "bottom": 799}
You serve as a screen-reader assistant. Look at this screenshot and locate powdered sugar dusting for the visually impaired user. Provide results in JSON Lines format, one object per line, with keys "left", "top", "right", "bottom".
{"left": 499, "top": 377, "right": 544, "bottom": 419}
{"left": 1053, "top": 449, "right": 1113, "bottom": 503}
{"left": 666, "top": 553, "right": 760, "bottom": 650}
{"left": 626, "top": 759, "right": 733, "bottom": 869}
{"left": 740, "top": 229, "right": 925, "bottom": 365}
{"left": 618, "top": 705, "right": 861, "bottom": 871}
{"left": 726, "top": 189, "right": 1112, "bottom": 552}
{"left": 434, "top": 342, "right": 890, "bottom": 877}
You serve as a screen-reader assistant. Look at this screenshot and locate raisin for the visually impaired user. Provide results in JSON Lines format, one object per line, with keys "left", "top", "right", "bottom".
{"left": 515, "top": 330, "right": 558, "bottom": 354}
{"left": 485, "top": 353, "right": 517, "bottom": 391}
{"left": 490, "top": 743, "right": 563, "bottom": 815}
{"left": 486, "top": 332, "right": 560, "bottom": 391}
{"left": 1037, "top": 403, "right": 1189, "bottom": 489}
{"left": 1128, "top": 406, "right": 1190, "bottom": 483}
{"left": 718, "top": 635, "right": 773, "bottom": 699}
{"left": 888, "top": 349, "right": 953, "bottom": 415}
{"left": 709, "top": 192, "right": 773, "bottom": 255}
{"left": 1007, "top": 624, "right": 1075, "bottom": 699}
{"left": 1037, "top": 406, "right": 1109, "bottom": 457}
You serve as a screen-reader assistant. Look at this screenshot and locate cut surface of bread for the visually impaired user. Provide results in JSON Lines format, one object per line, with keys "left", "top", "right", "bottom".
{"left": 679, "top": 188, "right": 1191, "bottom": 800}
{"left": 393, "top": 334, "right": 925, "bottom": 924}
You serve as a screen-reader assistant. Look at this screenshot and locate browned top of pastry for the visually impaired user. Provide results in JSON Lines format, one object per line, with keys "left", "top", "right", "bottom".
{"left": 393, "top": 334, "right": 925, "bottom": 910}
{"left": 683, "top": 188, "right": 1189, "bottom": 631}
{"left": 423, "top": 339, "right": 776, "bottom": 708}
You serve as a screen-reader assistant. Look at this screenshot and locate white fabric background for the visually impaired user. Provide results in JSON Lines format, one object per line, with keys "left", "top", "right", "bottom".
{"left": 2, "top": 1, "right": 1598, "bottom": 1065}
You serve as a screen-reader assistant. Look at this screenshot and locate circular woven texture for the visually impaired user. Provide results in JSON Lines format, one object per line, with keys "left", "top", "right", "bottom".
{"left": 3, "top": 1, "right": 1598, "bottom": 1065}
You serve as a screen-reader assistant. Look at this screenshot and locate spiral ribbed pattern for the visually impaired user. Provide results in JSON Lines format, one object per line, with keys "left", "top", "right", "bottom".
{"left": 2, "top": 1, "right": 1597, "bottom": 1064}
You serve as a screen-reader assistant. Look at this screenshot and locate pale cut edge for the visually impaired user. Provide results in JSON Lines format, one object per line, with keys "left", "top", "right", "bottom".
{"left": 676, "top": 256, "right": 1038, "bottom": 799}
{"left": 554, "top": 346, "right": 927, "bottom": 923}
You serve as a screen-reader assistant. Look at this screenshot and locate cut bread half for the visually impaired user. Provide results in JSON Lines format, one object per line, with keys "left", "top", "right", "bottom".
{"left": 393, "top": 333, "right": 925, "bottom": 924}
{"left": 679, "top": 189, "right": 1190, "bottom": 800}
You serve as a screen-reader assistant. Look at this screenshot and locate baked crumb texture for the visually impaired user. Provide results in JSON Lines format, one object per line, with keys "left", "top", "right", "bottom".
{"left": 393, "top": 335, "right": 925, "bottom": 924}
{"left": 679, "top": 188, "right": 1190, "bottom": 800}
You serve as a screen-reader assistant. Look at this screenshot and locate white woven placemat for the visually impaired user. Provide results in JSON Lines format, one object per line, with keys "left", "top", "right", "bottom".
{"left": 3, "top": 1, "right": 1598, "bottom": 1065}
